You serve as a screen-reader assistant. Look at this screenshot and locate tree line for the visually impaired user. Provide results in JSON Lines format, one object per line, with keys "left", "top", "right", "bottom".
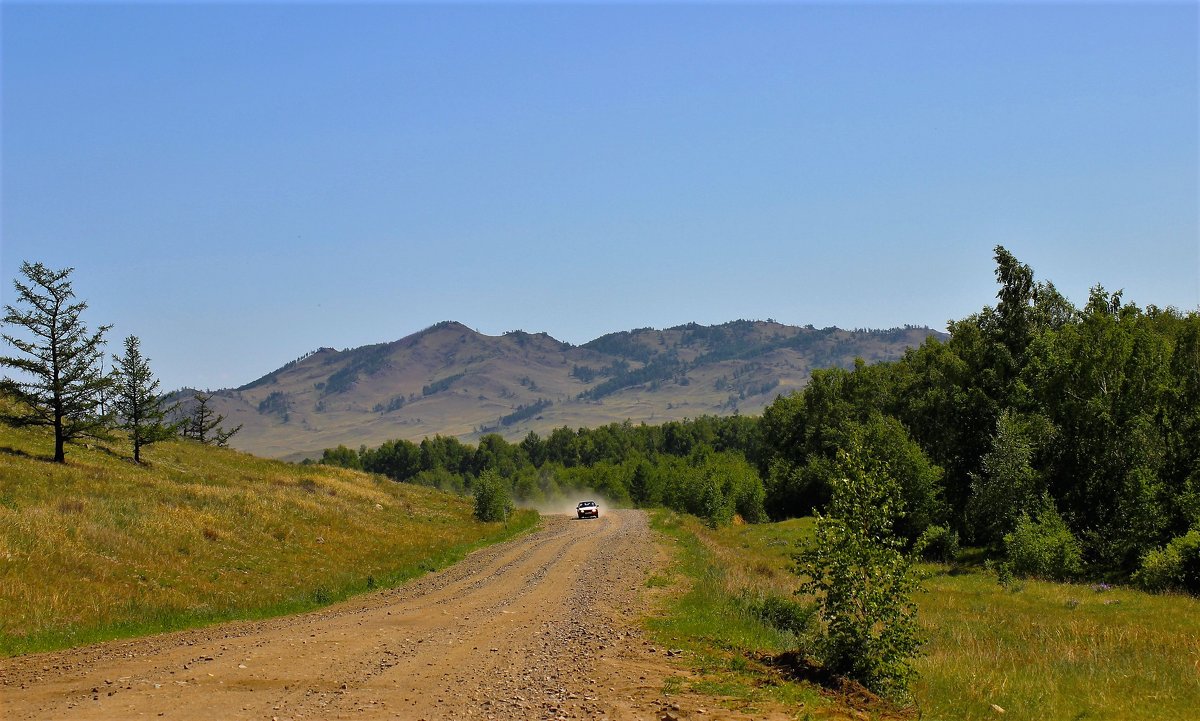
{"left": 314, "top": 414, "right": 767, "bottom": 528}
{"left": 322, "top": 247, "right": 1200, "bottom": 593}
{"left": 1, "top": 261, "right": 239, "bottom": 463}
{"left": 757, "top": 247, "right": 1200, "bottom": 592}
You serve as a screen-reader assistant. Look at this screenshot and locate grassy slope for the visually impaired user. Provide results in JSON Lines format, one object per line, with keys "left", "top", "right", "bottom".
{"left": 647, "top": 512, "right": 1200, "bottom": 721}
{"left": 0, "top": 420, "right": 536, "bottom": 657}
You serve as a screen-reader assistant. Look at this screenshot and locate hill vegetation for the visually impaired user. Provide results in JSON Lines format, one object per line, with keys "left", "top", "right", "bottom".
{"left": 190, "top": 320, "right": 940, "bottom": 461}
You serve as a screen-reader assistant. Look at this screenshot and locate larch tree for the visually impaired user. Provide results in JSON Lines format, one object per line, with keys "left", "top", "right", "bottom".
{"left": 181, "top": 391, "right": 241, "bottom": 446}
{"left": 0, "top": 261, "right": 113, "bottom": 463}
{"left": 111, "top": 334, "right": 179, "bottom": 463}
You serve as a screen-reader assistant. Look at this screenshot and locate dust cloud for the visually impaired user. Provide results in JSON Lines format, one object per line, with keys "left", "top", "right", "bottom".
{"left": 518, "top": 490, "right": 622, "bottom": 518}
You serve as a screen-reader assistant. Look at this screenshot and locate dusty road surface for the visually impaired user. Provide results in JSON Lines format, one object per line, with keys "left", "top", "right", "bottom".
{"left": 1, "top": 510, "right": 791, "bottom": 720}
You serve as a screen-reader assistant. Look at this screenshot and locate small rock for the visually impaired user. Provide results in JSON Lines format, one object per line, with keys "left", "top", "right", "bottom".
{"left": 991, "top": 704, "right": 1006, "bottom": 714}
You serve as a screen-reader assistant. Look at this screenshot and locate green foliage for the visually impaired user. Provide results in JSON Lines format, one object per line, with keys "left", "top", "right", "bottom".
{"left": 319, "top": 444, "right": 361, "bottom": 470}
{"left": 967, "top": 410, "right": 1048, "bottom": 547}
{"left": 755, "top": 246, "right": 1200, "bottom": 591}
{"left": 915, "top": 524, "right": 960, "bottom": 563}
{"left": 743, "top": 593, "right": 819, "bottom": 638}
{"left": 0, "top": 261, "right": 114, "bottom": 462}
{"left": 473, "top": 469, "right": 513, "bottom": 522}
{"left": 258, "top": 390, "right": 291, "bottom": 419}
{"left": 1135, "top": 529, "right": 1200, "bottom": 593}
{"left": 1003, "top": 499, "right": 1083, "bottom": 581}
{"left": 327, "top": 417, "right": 768, "bottom": 528}
{"left": 796, "top": 450, "right": 922, "bottom": 699}
{"left": 360, "top": 438, "right": 421, "bottom": 480}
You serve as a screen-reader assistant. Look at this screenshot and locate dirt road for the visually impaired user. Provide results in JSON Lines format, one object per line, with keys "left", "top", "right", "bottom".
{"left": 1, "top": 509, "right": 759, "bottom": 721}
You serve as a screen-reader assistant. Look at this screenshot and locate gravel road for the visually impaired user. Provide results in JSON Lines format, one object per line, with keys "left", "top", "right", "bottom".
{"left": 1, "top": 509, "right": 786, "bottom": 721}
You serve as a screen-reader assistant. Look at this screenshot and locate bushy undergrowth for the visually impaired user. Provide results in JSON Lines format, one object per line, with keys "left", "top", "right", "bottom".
{"left": 1135, "top": 528, "right": 1200, "bottom": 593}
{"left": 915, "top": 524, "right": 960, "bottom": 563}
{"left": 473, "top": 469, "right": 513, "bottom": 522}
{"left": 1003, "top": 501, "right": 1083, "bottom": 581}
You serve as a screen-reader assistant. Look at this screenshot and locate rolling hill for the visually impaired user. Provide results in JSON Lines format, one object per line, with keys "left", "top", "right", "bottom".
{"left": 188, "top": 320, "right": 944, "bottom": 461}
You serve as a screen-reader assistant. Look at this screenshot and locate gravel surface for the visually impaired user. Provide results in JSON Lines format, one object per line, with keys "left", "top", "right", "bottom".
{"left": 1, "top": 509, "right": 797, "bottom": 720}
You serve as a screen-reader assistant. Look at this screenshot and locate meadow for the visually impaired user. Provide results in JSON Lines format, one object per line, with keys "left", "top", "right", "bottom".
{"left": 646, "top": 512, "right": 1200, "bottom": 721}
{"left": 0, "top": 420, "right": 535, "bottom": 657}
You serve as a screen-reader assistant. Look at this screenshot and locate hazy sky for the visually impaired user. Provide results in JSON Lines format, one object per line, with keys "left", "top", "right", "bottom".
{"left": 2, "top": 2, "right": 1197, "bottom": 392}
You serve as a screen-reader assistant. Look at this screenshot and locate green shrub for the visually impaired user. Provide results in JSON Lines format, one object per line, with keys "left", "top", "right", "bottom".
{"left": 744, "top": 593, "right": 818, "bottom": 637}
{"left": 1135, "top": 529, "right": 1200, "bottom": 593}
{"left": 796, "top": 450, "right": 922, "bottom": 700}
{"left": 915, "top": 524, "right": 959, "bottom": 563}
{"left": 1004, "top": 501, "right": 1082, "bottom": 581}
{"left": 473, "top": 470, "right": 513, "bottom": 522}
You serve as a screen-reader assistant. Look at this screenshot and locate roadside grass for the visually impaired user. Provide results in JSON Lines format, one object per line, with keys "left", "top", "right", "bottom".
{"left": 0, "top": 419, "right": 537, "bottom": 657}
{"left": 647, "top": 511, "right": 1200, "bottom": 721}
{"left": 646, "top": 511, "right": 830, "bottom": 716}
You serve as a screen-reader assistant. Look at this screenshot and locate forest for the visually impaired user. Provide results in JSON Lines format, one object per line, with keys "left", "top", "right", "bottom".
{"left": 320, "top": 247, "right": 1200, "bottom": 593}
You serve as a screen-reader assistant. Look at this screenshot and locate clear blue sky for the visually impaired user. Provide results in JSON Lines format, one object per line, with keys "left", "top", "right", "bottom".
{"left": 2, "top": 2, "right": 1197, "bottom": 392}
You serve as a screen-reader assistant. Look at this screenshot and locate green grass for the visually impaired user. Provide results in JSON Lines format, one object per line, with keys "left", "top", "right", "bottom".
{"left": 646, "top": 511, "right": 1200, "bottom": 720}
{"left": 916, "top": 568, "right": 1200, "bottom": 720}
{"left": 645, "top": 511, "right": 830, "bottom": 715}
{"left": 0, "top": 416, "right": 537, "bottom": 657}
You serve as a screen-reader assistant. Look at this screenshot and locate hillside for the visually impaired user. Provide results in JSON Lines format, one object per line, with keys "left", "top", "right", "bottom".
{"left": 192, "top": 320, "right": 944, "bottom": 461}
{"left": 0, "top": 407, "right": 534, "bottom": 656}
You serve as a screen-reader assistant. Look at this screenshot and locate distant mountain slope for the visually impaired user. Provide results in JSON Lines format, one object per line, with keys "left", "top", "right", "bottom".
{"left": 193, "top": 320, "right": 944, "bottom": 461}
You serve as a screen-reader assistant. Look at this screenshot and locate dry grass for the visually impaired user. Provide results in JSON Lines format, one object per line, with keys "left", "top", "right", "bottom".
{"left": 0, "top": 418, "right": 535, "bottom": 656}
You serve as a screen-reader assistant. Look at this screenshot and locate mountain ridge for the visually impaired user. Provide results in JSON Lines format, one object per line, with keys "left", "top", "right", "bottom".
{"left": 186, "top": 319, "right": 945, "bottom": 461}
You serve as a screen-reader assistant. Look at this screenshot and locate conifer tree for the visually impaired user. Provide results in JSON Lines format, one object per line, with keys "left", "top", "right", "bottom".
{"left": 181, "top": 391, "right": 241, "bottom": 446}
{"left": 111, "top": 335, "right": 179, "bottom": 462}
{"left": 0, "top": 262, "right": 113, "bottom": 462}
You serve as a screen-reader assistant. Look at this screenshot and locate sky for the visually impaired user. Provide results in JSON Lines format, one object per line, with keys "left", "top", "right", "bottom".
{"left": 2, "top": 1, "right": 1197, "bottom": 392}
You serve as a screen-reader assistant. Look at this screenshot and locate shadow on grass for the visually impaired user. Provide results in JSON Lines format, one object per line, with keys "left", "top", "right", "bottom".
{"left": 0, "top": 445, "right": 45, "bottom": 461}
{"left": 754, "top": 651, "right": 919, "bottom": 720}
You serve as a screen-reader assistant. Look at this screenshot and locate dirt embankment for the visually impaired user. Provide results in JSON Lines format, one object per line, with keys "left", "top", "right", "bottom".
{"left": 1, "top": 510, "right": 792, "bottom": 721}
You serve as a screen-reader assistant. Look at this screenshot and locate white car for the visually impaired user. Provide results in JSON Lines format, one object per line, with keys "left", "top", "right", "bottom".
{"left": 576, "top": 500, "right": 600, "bottom": 519}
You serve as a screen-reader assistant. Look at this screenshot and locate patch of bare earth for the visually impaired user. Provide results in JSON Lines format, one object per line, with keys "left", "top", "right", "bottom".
{"left": 1, "top": 510, "right": 802, "bottom": 720}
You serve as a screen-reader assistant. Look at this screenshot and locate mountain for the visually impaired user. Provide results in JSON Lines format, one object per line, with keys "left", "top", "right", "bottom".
{"left": 190, "top": 320, "right": 945, "bottom": 461}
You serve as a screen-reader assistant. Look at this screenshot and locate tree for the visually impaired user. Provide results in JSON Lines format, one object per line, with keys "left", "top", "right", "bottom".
{"left": 319, "top": 444, "right": 361, "bottom": 469}
{"left": 181, "top": 391, "right": 241, "bottom": 446}
{"left": 967, "top": 410, "right": 1048, "bottom": 548}
{"left": 0, "top": 262, "right": 113, "bottom": 462}
{"left": 111, "top": 335, "right": 179, "bottom": 463}
{"left": 796, "top": 449, "right": 922, "bottom": 699}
